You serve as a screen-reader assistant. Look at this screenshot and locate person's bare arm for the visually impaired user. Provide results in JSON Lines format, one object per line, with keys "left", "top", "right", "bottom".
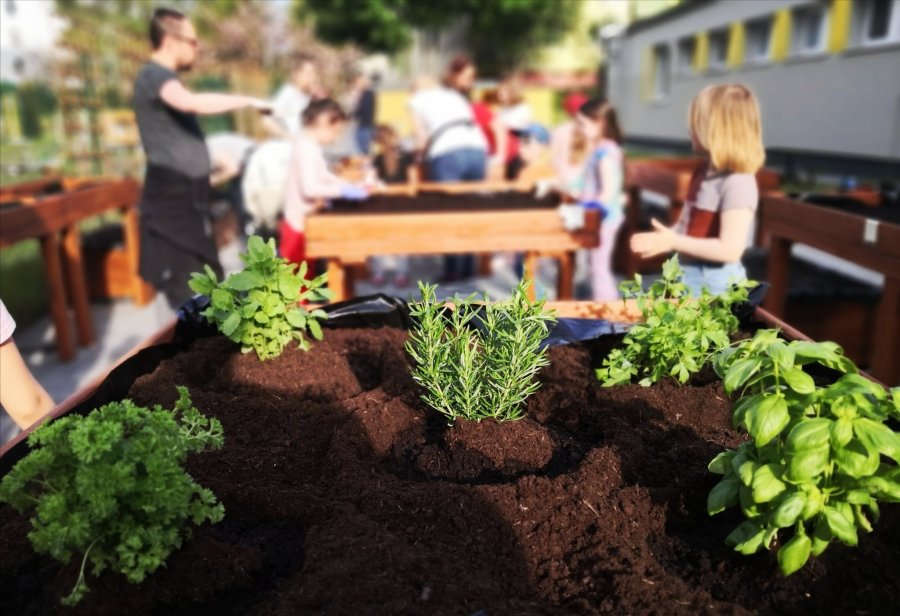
{"left": 160, "top": 80, "right": 269, "bottom": 116}
{"left": 631, "top": 208, "right": 755, "bottom": 263}
{"left": 0, "top": 339, "right": 54, "bottom": 430}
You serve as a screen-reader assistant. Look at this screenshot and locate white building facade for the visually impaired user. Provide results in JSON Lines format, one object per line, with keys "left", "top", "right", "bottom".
{"left": 607, "top": 0, "right": 900, "bottom": 170}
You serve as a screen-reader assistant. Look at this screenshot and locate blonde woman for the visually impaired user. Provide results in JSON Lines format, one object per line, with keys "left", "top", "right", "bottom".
{"left": 631, "top": 84, "right": 765, "bottom": 296}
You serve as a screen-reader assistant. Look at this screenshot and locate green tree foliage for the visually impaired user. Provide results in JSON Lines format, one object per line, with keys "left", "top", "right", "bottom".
{"left": 296, "top": 0, "right": 577, "bottom": 74}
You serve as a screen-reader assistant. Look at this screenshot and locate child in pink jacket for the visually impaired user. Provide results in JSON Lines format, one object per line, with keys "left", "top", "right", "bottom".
{"left": 280, "top": 98, "right": 368, "bottom": 264}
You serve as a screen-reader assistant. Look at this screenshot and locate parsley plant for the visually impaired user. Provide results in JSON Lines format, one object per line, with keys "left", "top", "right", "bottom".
{"left": 0, "top": 388, "right": 224, "bottom": 605}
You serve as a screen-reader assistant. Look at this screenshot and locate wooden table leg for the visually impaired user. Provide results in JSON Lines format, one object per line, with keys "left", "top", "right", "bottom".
{"left": 556, "top": 251, "right": 575, "bottom": 300}
{"left": 123, "top": 206, "right": 154, "bottom": 306}
{"left": 40, "top": 235, "right": 75, "bottom": 361}
{"left": 871, "top": 276, "right": 899, "bottom": 384}
{"left": 524, "top": 251, "right": 539, "bottom": 301}
{"left": 623, "top": 186, "right": 642, "bottom": 278}
{"left": 763, "top": 235, "right": 792, "bottom": 318}
{"left": 327, "top": 259, "right": 349, "bottom": 303}
{"left": 476, "top": 254, "right": 492, "bottom": 277}
{"left": 61, "top": 225, "right": 94, "bottom": 346}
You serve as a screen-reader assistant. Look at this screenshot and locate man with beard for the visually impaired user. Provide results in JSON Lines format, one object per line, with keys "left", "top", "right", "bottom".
{"left": 133, "top": 7, "right": 269, "bottom": 311}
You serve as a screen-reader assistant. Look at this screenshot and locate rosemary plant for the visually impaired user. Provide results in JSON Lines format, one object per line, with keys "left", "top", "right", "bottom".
{"left": 405, "top": 280, "right": 557, "bottom": 422}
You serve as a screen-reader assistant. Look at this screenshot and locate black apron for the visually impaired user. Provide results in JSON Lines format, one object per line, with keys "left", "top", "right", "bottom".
{"left": 139, "top": 165, "right": 222, "bottom": 309}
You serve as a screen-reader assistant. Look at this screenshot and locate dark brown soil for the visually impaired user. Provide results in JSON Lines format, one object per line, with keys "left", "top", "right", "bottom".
{"left": 330, "top": 190, "right": 560, "bottom": 214}
{"left": 1, "top": 328, "right": 897, "bottom": 615}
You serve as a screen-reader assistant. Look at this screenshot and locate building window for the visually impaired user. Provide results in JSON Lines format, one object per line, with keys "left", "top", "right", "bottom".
{"left": 708, "top": 28, "right": 729, "bottom": 68}
{"left": 653, "top": 44, "right": 671, "bottom": 99}
{"left": 792, "top": 5, "right": 827, "bottom": 54}
{"left": 5, "top": 0, "right": 16, "bottom": 16}
{"left": 853, "top": 0, "right": 900, "bottom": 45}
{"left": 676, "top": 36, "right": 695, "bottom": 75}
{"left": 745, "top": 17, "right": 773, "bottom": 62}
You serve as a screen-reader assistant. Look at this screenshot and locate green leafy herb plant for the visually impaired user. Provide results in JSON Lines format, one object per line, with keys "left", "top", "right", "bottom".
{"left": 405, "top": 280, "right": 557, "bottom": 422}
{"left": 707, "top": 330, "right": 900, "bottom": 575}
{"left": 188, "top": 235, "right": 332, "bottom": 360}
{"left": 597, "top": 255, "right": 753, "bottom": 387}
{"left": 0, "top": 387, "right": 224, "bottom": 605}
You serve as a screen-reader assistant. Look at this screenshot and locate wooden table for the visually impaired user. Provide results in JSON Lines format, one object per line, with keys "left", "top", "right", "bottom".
{"left": 0, "top": 179, "right": 145, "bottom": 361}
{"left": 760, "top": 195, "right": 900, "bottom": 384}
{"left": 306, "top": 188, "right": 600, "bottom": 302}
{"left": 623, "top": 157, "right": 781, "bottom": 276}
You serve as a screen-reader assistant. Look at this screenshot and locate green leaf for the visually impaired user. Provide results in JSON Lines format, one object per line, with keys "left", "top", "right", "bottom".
{"left": 210, "top": 288, "right": 232, "bottom": 311}
{"left": 708, "top": 478, "right": 740, "bottom": 515}
{"left": 811, "top": 515, "right": 833, "bottom": 556}
{"left": 767, "top": 341, "right": 795, "bottom": 371}
{"left": 830, "top": 417, "right": 854, "bottom": 449}
{"left": 833, "top": 439, "right": 879, "bottom": 479}
{"left": 778, "top": 531, "right": 811, "bottom": 576}
{"left": 188, "top": 273, "right": 215, "bottom": 296}
{"left": 786, "top": 418, "right": 832, "bottom": 452}
{"left": 225, "top": 270, "right": 265, "bottom": 291}
{"left": 708, "top": 450, "right": 736, "bottom": 475}
{"left": 285, "top": 310, "right": 306, "bottom": 329}
{"left": 308, "top": 318, "right": 323, "bottom": 341}
{"left": 278, "top": 270, "right": 302, "bottom": 299}
{"left": 724, "top": 358, "right": 761, "bottom": 393}
{"left": 771, "top": 491, "right": 807, "bottom": 528}
{"left": 854, "top": 418, "right": 900, "bottom": 464}
{"left": 726, "top": 519, "right": 766, "bottom": 555}
{"left": 751, "top": 464, "right": 787, "bottom": 503}
{"left": 782, "top": 367, "right": 815, "bottom": 394}
{"left": 787, "top": 445, "right": 830, "bottom": 482}
{"left": 824, "top": 506, "right": 858, "bottom": 546}
{"left": 221, "top": 312, "right": 241, "bottom": 337}
{"left": 745, "top": 394, "right": 790, "bottom": 446}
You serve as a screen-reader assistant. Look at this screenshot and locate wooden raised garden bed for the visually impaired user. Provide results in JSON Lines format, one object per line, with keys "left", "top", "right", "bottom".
{"left": 306, "top": 188, "right": 600, "bottom": 302}
{"left": 1, "top": 298, "right": 895, "bottom": 615}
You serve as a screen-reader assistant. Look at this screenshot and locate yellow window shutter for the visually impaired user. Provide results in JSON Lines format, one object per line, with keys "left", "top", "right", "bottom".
{"left": 828, "top": 0, "right": 852, "bottom": 52}
{"left": 771, "top": 9, "right": 792, "bottom": 61}
{"left": 694, "top": 31, "right": 709, "bottom": 73}
{"left": 640, "top": 46, "right": 655, "bottom": 102}
{"left": 727, "top": 22, "right": 745, "bottom": 68}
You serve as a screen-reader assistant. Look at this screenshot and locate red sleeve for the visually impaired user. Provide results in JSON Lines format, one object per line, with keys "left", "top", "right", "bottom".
{"left": 471, "top": 103, "right": 496, "bottom": 155}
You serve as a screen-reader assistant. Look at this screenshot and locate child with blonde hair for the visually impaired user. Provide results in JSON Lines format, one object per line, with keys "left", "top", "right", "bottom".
{"left": 631, "top": 84, "right": 765, "bottom": 295}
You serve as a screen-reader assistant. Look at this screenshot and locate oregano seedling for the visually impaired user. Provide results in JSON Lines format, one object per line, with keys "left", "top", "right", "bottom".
{"left": 597, "top": 255, "right": 753, "bottom": 387}
{"left": 189, "top": 235, "right": 332, "bottom": 360}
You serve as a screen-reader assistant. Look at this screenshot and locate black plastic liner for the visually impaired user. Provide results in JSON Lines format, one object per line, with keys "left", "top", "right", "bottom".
{"left": 0, "top": 288, "right": 766, "bottom": 475}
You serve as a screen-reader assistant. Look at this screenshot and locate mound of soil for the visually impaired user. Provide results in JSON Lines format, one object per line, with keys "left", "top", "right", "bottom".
{"left": 1, "top": 328, "right": 897, "bottom": 615}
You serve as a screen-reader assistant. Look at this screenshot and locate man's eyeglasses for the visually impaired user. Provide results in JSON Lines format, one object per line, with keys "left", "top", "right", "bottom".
{"left": 166, "top": 30, "right": 198, "bottom": 48}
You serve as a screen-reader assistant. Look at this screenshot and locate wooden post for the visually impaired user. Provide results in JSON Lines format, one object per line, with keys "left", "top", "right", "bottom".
{"left": 556, "top": 251, "right": 575, "bottom": 300}
{"left": 524, "top": 251, "right": 539, "bottom": 300}
{"left": 61, "top": 225, "right": 94, "bottom": 346}
{"left": 326, "top": 259, "right": 350, "bottom": 303}
{"left": 764, "top": 236, "right": 792, "bottom": 318}
{"left": 476, "top": 254, "right": 492, "bottom": 277}
{"left": 871, "top": 276, "right": 900, "bottom": 383}
{"left": 122, "top": 205, "right": 154, "bottom": 305}
{"left": 40, "top": 235, "right": 75, "bottom": 361}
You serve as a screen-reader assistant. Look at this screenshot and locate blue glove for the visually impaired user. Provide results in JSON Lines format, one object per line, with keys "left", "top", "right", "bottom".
{"left": 579, "top": 200, "right": 609, "bottom": 219}
{"left": 340, "top": 183, "right": 368, "bottom": 201}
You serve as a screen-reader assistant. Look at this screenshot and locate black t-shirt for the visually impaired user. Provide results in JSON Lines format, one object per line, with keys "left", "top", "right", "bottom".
{"left": 374, "top": 150, "right": 413, "bottom": 184}
{"left": 133, "top": 61, "right": 210, "bottom": 178}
